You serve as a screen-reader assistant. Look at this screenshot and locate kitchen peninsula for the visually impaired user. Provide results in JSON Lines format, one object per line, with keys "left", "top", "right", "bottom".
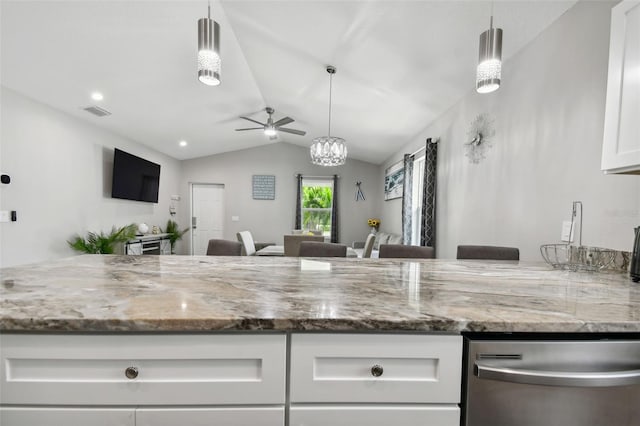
{"left": 2, "top": 255, "right": 638, "bottom": 332}
{"left": 1, "top": 255, "right": 639, "bottom": 426}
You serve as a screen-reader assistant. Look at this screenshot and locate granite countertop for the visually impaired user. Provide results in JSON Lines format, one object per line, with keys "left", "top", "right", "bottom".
{"left": 1, "top": 255, "right": 639, "bottom": 333}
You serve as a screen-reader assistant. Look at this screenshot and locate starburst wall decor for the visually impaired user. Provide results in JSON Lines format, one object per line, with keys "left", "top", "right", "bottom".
{"left": 465, "top": 113, "right": 496, "bottom": 164}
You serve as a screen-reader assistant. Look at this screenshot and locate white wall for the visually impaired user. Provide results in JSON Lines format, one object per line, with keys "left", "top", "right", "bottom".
{"left": 0, "top": 87, "right": 183, "bottom": 267}
{"left": 180, "top": 142, "right": 381, "bottom": 249}
{"left": 381, "top": 0, "right": 640, "bottom": 260}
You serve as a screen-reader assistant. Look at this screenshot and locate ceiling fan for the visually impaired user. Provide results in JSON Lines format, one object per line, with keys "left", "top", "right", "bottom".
{"left": 235, "top": 107, "right": 306, "bottom": 140}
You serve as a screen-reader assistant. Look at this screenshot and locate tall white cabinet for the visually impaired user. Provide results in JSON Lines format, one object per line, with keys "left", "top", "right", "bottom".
{"left": 601, "top": 0, "right": 640, "bottom": 174}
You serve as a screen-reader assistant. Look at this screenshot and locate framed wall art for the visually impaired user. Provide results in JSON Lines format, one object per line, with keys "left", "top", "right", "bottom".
{"left": 384, "top": 161, "right": 404, "bottom": 201}
{"left": 252, "top": 175, "right": 276, "bottom": 200}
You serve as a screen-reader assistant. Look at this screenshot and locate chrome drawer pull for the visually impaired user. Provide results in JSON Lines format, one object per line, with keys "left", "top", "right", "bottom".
{"left": 125, "top": 366, "right": 139, "bottom": 380}
{"left": 371, "top": 364, "right": 384, "bottom": 377}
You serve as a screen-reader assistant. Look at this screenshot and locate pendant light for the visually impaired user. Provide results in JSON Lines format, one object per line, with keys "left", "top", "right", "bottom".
{"left": 310, "top": 66, "right": 347, "bottom": 166}
{"left": 476, "top": 5, "right": 502, "bottom": 94}
{"left": 197, "top": 2, "right": 221, "bottom": 86}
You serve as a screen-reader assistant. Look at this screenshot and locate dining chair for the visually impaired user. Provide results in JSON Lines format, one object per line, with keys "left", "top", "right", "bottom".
{"left": 206, "top": 239, "right": 242, "bottom": 256}
{"left": 298, "top": 241, "right": 347, "bottom": 257}
{"left": 378, "top": 244, "right": 435, "bottom": 259}
{"left": 362, "top": 233, "right": 376, "bottom": 258}
{"left": 284, "top": 235, "right": 324, "bottom": 256}
{"left": 456, "top": 245, "right": 520, "bottom": 261}
{"left": 236, "top": 231, "right": 257, "bottom": 256}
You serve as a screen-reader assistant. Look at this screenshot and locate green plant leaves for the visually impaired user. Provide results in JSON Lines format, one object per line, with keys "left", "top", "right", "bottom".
{"left": 163, "top": 220, "right": 190, "bottom": 250}
{"left": 67, "top": 224, "right": 137, "bottom": 254}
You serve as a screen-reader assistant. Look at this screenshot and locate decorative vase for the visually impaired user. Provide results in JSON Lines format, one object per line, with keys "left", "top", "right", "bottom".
{"left": 137, "top": 223, "right": 149, "bottom": 235}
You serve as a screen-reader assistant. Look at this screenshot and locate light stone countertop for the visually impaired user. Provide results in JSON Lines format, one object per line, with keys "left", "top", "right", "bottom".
{"left": 1, "top": 255, "right": 639, "bottom": 333}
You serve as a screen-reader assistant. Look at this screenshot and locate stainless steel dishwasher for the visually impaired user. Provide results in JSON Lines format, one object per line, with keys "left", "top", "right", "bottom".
{"left": 463, "top": 335, "right": 640, "bottom": 426}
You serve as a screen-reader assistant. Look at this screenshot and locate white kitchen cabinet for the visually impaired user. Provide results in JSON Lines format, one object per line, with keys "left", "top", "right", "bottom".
{"left": 289, "top": 405, "right": 460, "bottom": 426}
{"left": 0, "top": 407, "right": 134, "bottom": 426}
{"left": 289, "top": 333, "right": 462, "bottom": 426}
{"left": 1, "top": 334, "right": 286, "bottom": 406}
{"left": 602, "top": 0, "right": 640, "bottom": 174}
{"left": 0, "top": 333, "right": 463, "bottom": 426}
{"left": 136, "top": 407, "right": 284, "bottom": 426}
{"left": 290, "top": 333, "right": 462, "bottom": 403}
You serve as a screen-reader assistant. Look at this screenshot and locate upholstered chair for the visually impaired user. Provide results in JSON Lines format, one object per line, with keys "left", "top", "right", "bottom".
{"left": 298, "top": 241, "right": 347, "bottom": 257}
{"left": 362, "top": 233, "right": 376, "bottom": 258}
{"left": 284, "top": 235, "right": 324, "bottom": 256}
{"left": 206, "top": 239, "right": 242, "bottom": 256}
{"left": 456, "top": 245, "right": 520, "bottom": 261}
{"left": 378, "top": 244, "right": 435, "bottom": 259}
{"left": 236, "top": 231, "right": 257, "bottom": 256}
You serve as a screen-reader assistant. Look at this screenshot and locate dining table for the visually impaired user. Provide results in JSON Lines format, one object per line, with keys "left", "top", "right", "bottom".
{"left": 256, "top": 244, "right": 359, "bottom": 258}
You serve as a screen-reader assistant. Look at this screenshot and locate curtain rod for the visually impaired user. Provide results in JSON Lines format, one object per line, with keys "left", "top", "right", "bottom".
{"left": 294, "top": 174, "right": 340, "bottom": 178}
{"left": 410, "top": 137, "right": 440, "bottom": 157}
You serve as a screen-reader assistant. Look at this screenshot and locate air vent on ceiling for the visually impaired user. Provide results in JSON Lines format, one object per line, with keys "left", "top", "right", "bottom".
{"left": 83, "top": 105, "right": 112, "bottom": 117}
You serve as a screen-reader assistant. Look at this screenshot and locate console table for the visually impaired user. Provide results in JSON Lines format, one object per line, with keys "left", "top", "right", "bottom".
{"left": 125, "top": 233, "right": 171, "bottom": 255}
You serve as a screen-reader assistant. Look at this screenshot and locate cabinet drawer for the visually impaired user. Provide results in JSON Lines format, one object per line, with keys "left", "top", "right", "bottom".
{"left": 0, "top": 334, "right": 285, "bottom": 405}
{"left": 136, "top": 407, "right": 284, "bottom": 426}
{"left": 0, "top": 407, "right": 134, "bottom": 426}
{"left": 290, "top": 405, "right": 460, "bottom": 426}
{"left": 290, "top": 333, "right": 462, "bottom": 403}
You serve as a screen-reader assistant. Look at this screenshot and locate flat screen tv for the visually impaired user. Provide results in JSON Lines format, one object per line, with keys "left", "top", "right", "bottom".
{"left": 111, "top": 148, "right": 160, "bottom": 203}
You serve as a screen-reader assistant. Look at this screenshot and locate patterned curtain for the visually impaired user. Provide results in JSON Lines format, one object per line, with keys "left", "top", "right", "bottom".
{"left": 421, "top": 138, "right": 438, "bottom": 248}
{"left": 330, "top": 174, "right": 339, "bottom": 243}
{"left": 295, "top": 174, "right": 302, "bottom": 230}
{"left": 401, "top": 154, "right": 414, "bottom": 245}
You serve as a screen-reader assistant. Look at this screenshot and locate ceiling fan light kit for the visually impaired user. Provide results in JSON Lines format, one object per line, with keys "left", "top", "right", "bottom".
{"left": 197, "top": 2, "right": 221, "bottom": 86}
{"left": 310, "top": 65, "right": 347, "bottom": 167}
{"left": 236, "top": 107, "right": 306, "bottom": 139}
{"left": 476, "top": 12, "right": 502, "bottom": 94}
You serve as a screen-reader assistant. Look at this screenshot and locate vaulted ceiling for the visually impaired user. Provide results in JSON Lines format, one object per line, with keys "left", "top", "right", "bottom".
{"left": 1, "top": 1, "right": 577, "bottom": 164}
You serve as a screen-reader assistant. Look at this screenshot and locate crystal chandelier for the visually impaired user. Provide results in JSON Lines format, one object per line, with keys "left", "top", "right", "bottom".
{"left": 310, "top": 66, "right": 347, "bottom": 166}
{"left": 197, "top": 2, "right": 221, "bottom": 86}
{"left": 476, "top": 12, "right": 502, "bottom": 94}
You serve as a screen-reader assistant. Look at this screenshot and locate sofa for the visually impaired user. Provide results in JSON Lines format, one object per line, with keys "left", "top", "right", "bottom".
{"left": 353, "top": 231, "right": 402, "bottom": 258}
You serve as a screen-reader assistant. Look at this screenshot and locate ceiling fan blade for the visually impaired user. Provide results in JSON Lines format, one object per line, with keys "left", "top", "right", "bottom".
{"left": 240, "top": 116, "right": 266, "bottom": 126}
{"left": 235, "top": 127, "right": 263, "bottom": 131}
{"left": 273, "top": 116, "right": 294, "bottom": 127}
{"left": 278, "top": 128, "right": 307, "bottom": 136}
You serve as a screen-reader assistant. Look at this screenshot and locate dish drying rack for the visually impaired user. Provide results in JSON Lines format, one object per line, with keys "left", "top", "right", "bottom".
{"left": 540, "top": 201, "right": 615, "bottom": 272}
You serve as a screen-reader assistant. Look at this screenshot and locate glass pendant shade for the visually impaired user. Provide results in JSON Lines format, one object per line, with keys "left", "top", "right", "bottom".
{"left": 311, "top": 66, "right": 347, "bottom": 167}
{"left": 476, "top": 24, "right": 502, "bottom": 93}
{"left": 198, "top": 15, "right": 220, "bottom": 86}
{"left": 310, "top": 136, "right": 347, "bottom": 166}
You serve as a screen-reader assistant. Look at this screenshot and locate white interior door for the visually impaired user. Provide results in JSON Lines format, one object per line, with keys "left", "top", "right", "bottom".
{"left": 191, "top": 183, "right": 224, "bottom": 255}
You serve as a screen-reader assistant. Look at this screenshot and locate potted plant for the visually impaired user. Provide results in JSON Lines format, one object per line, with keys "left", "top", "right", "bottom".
{"left": 164, "top": 220, "right": 190, "bottom": 254}
{"left": 68, "top": 224, "right": 137, "bottom": 254}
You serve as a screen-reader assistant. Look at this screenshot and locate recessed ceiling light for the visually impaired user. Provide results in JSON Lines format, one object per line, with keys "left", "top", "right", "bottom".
{"left": 91, "top": 92, "right": 104, "bottom": 101}
{"left": 179, "top": 140, "right": 188, "bottom": 147}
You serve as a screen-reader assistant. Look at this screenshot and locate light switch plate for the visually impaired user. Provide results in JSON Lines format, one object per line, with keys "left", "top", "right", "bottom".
{"left": 0, "top": 211, "right": 9, "bottom": 223}
{"left": 231, "top": 216, "right": 239, "bottom": 222}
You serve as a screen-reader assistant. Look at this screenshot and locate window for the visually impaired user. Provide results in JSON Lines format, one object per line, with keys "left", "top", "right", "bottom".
{"left": 410, "top": 155, "right": 425, "bottom": 245}
{"left": 301, "top": 178, "right": 333, "bottom": 237}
